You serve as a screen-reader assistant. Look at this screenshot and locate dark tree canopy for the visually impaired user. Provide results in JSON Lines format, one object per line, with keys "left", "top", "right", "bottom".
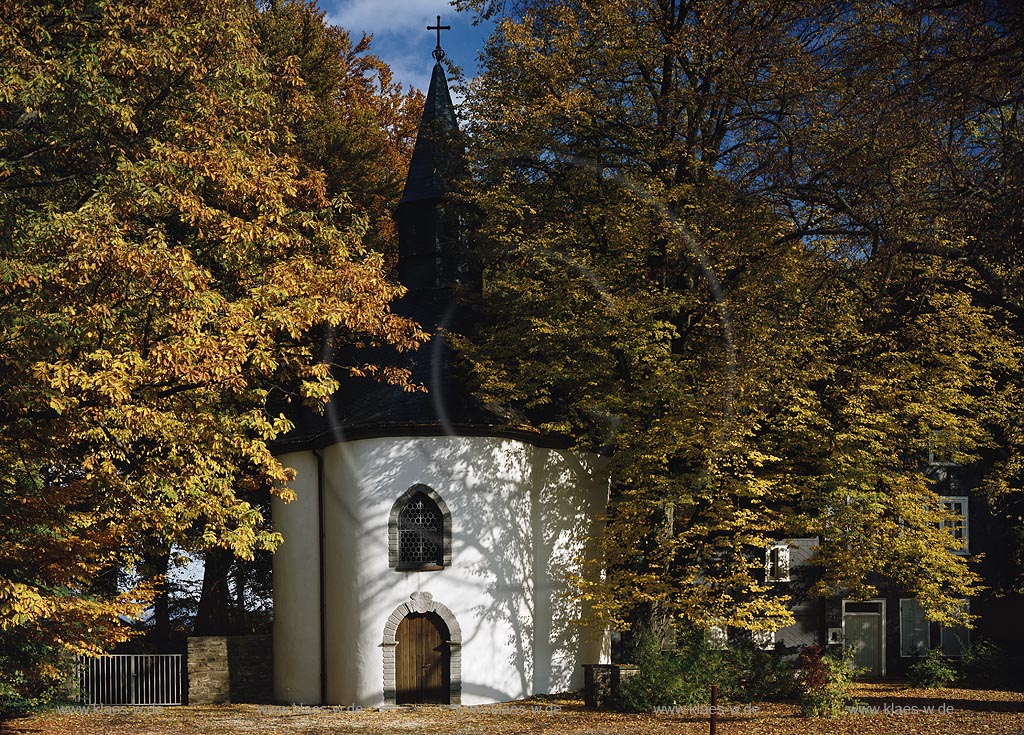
{"left": 454, "top": 0, "right": 1022, "bottom": 636}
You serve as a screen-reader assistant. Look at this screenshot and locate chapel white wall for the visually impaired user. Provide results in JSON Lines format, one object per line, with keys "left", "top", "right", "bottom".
{"left": 271, "top": 450, "right": 322, "bottom": 705}
{"left": 273, "top": 435, "right": 609, "bottom": 706}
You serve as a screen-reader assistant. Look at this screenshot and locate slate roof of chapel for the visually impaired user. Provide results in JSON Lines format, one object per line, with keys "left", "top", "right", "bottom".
{"left": 273, "top": 52, "right": 556, "bottom": 450}
{"left": 400, "top": 61, "right": 459, "bottom": 206}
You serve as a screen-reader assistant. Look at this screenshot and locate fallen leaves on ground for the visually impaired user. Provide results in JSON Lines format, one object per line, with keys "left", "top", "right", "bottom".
{"left": 4, "top": 683, "right": 1023, "bottom": 735}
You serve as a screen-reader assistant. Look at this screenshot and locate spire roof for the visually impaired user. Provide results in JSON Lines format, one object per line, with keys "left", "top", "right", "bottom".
{"left": 399, "top": 60, "right": 459, "bottom": 206}
{"left": 272, "top": 41, "right": 518, "bottom": 450}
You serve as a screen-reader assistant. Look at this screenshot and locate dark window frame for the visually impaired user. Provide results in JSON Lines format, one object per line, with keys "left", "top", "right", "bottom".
{"left": 389, "top": 485, "right": 452, "bottom": 571}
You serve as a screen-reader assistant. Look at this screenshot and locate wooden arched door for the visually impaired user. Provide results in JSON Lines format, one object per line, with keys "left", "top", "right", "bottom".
{"left": 396, "top": 612, "right": 450, "bottom": 704}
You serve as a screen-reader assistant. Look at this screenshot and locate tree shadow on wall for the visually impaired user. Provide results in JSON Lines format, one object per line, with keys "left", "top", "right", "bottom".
{"left": 337, "top": 433, "right": 607, "bottom": 702}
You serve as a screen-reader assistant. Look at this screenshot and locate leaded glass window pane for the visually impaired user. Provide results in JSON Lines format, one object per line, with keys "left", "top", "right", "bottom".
{"left": 398, "top": 493, "right": 443, "bottom": 566}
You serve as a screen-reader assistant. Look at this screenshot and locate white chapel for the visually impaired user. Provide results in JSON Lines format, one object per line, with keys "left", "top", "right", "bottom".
{"left": 270, "top": 39, "right": 610, "bottom": 707}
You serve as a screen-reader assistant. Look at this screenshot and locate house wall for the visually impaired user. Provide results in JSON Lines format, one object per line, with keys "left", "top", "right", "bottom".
{"left": 755, "top": 472, "right": 1024, "bottom": 679}
{"left": 772, "top": 537, "right": 823, "bottom": 651}
{"left": 272, "top": 435, "right": 610, "bottom": 706}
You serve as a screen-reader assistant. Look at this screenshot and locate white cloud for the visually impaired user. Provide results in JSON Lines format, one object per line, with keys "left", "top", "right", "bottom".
{"left": 322, "top": 0, "right": 485, "bottom": 97}
{"left": 326, "top": 0, "right": 447, "bottom": 41}
{"left": 384, "top": 54, "right": 432, "bottom": 97}
{"left": 324, "top": 0, "right": 457, "bottom": 92}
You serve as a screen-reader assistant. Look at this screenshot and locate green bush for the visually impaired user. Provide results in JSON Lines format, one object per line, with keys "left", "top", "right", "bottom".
{"left": 907, "top": 649, "right": 958, "bottom": 688}
{"left": 796, "top": 644, "right": 858, "bottom": 717}
{"left": 616, "top": 627, "right": 799, "bottom": 712}
{"left": 0, "top": 635, "right": 74, "bottom": 720}
{"left": 727, "top": 642, "right": 799, "bottom": 702}
{"left": 618, "top": 627, "right": 722, "bottom": 711}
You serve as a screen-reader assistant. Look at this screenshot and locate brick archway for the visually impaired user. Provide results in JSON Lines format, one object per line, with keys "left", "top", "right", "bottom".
{"left": 381, "top": 592, "right": 462, "bottom": 705}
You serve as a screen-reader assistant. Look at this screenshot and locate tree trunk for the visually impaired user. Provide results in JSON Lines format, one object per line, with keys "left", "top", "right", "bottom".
{"left": 140, "top": 541, "right": 172, "bottom": 650}
{"left": 193, "top": 548, "right": 235, "bottom": 636}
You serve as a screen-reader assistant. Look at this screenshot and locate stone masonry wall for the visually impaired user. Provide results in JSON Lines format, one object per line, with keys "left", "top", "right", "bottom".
{"left": 187, "top": 635, "right": 273, "bottom": 705}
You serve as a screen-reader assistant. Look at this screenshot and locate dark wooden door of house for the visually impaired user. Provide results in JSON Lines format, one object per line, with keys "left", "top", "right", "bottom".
{"left": 396, "top": 613, "right": 450, "bottom": 704}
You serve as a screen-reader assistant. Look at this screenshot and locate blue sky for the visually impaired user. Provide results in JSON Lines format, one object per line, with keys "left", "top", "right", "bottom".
{"left": 319, "top": 0, "right": 498, "bottom": 96}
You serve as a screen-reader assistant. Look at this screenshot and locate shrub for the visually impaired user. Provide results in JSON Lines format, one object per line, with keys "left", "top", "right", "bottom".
{"left": 905, "top": 648, "right": 957, "bottom": 688}
{"left": 617, "top": 627, "right": 731, "bottom": 711}
{"left": 727, "top": 642, "right": 800, "bottom": 702}
{"left": 0, "top": 635, "right": 73, "bottom": 720}
{"left": 796, "top": 644, "right": 858, "bottom": 717}
{"left": 617, "top": 627, "right": 800, "bottom": 712}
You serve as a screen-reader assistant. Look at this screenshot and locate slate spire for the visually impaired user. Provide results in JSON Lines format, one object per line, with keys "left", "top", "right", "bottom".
{"left": 400, "top": 15, "right": 457, "bottom": 206}
{"left": 393, "top": 34, "right": 469, "bottom": 328}
{"left": 398, "top": 60, "right": 459, "bottom": 206}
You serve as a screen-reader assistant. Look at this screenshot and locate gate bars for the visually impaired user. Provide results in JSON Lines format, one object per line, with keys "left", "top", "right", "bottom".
{"left": 78, "top": 654, "right": 183, "bottom": 706}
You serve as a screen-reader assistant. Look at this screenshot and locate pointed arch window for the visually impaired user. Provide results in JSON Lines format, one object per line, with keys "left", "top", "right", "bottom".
{"left": 389, "top": 485, "right": 452, "bottom": 571}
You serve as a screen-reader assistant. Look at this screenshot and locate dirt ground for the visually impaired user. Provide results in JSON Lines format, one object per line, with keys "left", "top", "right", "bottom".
{"left": 5, "top": 683, "right": 1023, "bottom": 735}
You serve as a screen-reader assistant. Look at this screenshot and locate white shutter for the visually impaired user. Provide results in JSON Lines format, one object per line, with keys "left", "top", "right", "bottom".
{"left": 765, "top": 543, "right": 790, "bottom": 582}
{"left": 940, "top": 600, "right": 970, "bottom": 656}
{"left": 899, "top": 598, "right": 929, "bottom": 657}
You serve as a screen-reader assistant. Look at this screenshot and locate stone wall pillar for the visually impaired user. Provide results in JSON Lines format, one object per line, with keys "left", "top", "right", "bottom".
{"left": 582, "top": 664, "right": 640, "bottom": 709}
{"left": 187, "top": 635, "right": 273, "bottom": 705}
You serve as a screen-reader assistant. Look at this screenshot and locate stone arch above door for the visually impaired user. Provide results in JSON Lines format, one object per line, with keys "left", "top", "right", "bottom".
{"left": 381, "top": 592, "right": 462, "bottom": 705}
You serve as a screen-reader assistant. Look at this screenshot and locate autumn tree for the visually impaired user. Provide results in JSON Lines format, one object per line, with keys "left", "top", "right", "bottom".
{"left": 744, "top": 1, "right": 1024, "bottom": 597}
{"left": 255, "top": 0, "right": 423, "bottom": 257}
{"left": 455, "top": 0, "right": 833, "bottom": 640}
{"left": 0, "top": 0, "right": 419, "bottom": 706}
{"left": 188, "top": 0, "right": 425, "bottom": 639}
{"left": 454, "top": 0, "right": 1012, "bottom": 641}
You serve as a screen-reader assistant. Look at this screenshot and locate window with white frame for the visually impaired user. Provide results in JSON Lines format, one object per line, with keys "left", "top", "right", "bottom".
{"left": 752, "top": 629, "right": 775, "bottom": 651}
{"left": 899, "top": 598, "right": 930, "bottom": 657}
{"left": 940, "top": 496, "right": 968, "bottom": 554}
{"left": 706, "top": 625, "right": 728, "bottom": 650}
{"left": 940, "top": 600, "right": 970, "bottom": 656}
{"left": 765, "top": 542, "right": 790, "bottom": 582}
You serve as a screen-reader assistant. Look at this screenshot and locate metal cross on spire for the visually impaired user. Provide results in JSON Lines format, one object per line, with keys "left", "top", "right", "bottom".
{"left": 427, "top": 15, "right": 451, "bottom": 61}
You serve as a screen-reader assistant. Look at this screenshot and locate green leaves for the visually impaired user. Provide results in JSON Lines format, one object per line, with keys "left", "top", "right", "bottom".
{"left": 0, "top": 0, "right": 420, "bottom": 662}
{"left": 459, "top": 0, "right": 1021, "bottom": 636}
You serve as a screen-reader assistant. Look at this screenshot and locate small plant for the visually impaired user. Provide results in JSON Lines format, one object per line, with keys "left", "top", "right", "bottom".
{"left": 727, "top": 641, "right": 800, "bottom": 702}
{"left": 796, "top": 644, "right": 858, "bottom": 717}
{"left": 907, "top": 649, "right": 957, "bottom": 688}
{"left": 618, "top": 627, "right": 727, "bottom": 711}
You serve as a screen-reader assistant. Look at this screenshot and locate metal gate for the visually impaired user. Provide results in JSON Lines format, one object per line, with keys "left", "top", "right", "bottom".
{"left": 78, "top": 654, "right": 184, "bottom": 706}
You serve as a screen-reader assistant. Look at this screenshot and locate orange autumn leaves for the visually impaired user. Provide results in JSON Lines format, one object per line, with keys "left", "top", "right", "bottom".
{"left": 0, "top": 0, "right": 421, "bottom": 656}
